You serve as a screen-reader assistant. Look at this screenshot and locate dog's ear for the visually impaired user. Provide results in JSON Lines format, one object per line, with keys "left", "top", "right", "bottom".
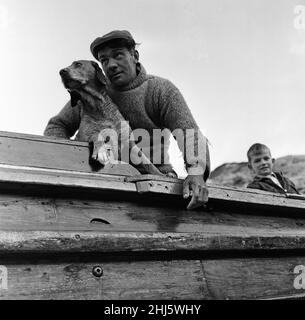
{"left": 68, "top": 90, "right": 82, "bottom": 107}
{"left": 91, "top": 61, "right": 107, "bottom": 86}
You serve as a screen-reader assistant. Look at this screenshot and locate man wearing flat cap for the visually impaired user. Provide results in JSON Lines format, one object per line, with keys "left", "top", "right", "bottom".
{"left": 44, "top": 30, "right": 210, "bottom": 210}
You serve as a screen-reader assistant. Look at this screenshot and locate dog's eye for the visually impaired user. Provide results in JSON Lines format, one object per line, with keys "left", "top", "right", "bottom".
{"left": 74, "top": 62, "right": 82, "bottom": 68}
{"left": 100, "top": 58, "right": 108, "bottom": 66}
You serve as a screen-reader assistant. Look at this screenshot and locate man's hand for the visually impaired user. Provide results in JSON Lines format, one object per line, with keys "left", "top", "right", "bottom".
{"left": 183, "top": 175, "right": 208, "bottom": 210}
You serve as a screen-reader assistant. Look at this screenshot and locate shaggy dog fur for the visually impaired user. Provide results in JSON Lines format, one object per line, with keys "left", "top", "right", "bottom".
{"left": 59, "top": 60, "right": 163, "bottom": 175}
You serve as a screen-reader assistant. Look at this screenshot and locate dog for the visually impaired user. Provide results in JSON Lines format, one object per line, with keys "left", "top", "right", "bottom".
{"left": 59, "top": 60, "right": 163, "bottom": 175}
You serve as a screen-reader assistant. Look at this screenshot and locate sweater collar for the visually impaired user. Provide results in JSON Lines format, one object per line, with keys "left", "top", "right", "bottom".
{"left": 108, "top": 63, "right": 147, "bottom": 92}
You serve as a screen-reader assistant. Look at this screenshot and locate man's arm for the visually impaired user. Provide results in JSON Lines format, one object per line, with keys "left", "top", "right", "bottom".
{"left": 44, "top": 101, "right": 81, "bottom": 139}
{"left": 156, "top": 79, "right": 210, "bottom": 209}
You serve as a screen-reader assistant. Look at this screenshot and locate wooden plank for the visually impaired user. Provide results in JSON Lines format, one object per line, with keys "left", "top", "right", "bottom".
{"left": 0, "top": 135, "right": 91, "bottom": 172}
{"left": 1, "top": 228, "right": 305, "bottom": 253}
{"left": 126, "top": 174, "right": 180, "bottom": 183}
{"left": 2, "top": 164, "right": 305, "bottom": 213}
{"left": 1, "top": 130, "right": 305, "bottom": 212}
{"left": 286, "top": 193, "right": 305, "bottom": 200}
{"left": 1, "top": 254, "right": 305, "bottom": 299}
{"left": 0, "top": 132, "right": 140, "bottom": 176}
{"left": 0, "top": 165, "right": 137, "bottom": 194}
{"left": 0, "top": 130, "right": 88, "bottom": 146}
{"left": 263, "top": 293, "right": 305, "bottom": 300}
{"left": 0, "top": 259, "right": 208, "bottom": 300}
{"left": 208, "top": 184, "right": 305, "bottom": 210}
{"left": 202, "top": 256, "right": 305, "bottom": 299}
{"left": 135, "top": 180, "right": 305, "bottom": 211}
{"left": 1, "top": 193, "right": 305, "bottom": 233}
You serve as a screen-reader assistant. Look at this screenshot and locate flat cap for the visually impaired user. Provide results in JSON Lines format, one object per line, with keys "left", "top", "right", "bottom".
{"left": 90, "top": 30, "right": 136, "bottom": 60}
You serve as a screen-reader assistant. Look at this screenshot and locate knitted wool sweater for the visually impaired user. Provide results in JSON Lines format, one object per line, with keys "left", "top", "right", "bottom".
{"left": 44, "top": 64, "right": 210, "bottom": 177}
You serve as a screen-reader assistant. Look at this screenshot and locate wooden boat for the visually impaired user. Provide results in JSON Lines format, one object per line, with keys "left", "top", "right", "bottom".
{"left": 0, "top": 130, "right": 305, "bottom": 300}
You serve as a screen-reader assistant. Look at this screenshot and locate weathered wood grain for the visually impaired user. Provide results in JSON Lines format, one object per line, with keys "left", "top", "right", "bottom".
{"left": 202, "top": 256, "right": 305, "bottom": 299}
{"left": 0, "top": 132, "right": 140, "bottom": 176}
{"left": 0, "top": 130, "right": 88, "bottom": 145}
{"left": 1, "top": 131, "right": 305, "bottom": 212}
{"left": 1, "top": 255, "right": 305, "bottom": 299}
{"left": 1, "top": 229, "right": 305, "bottom": 254}
{"left": 2, "top": 131, "right": 305, "bottom": 300}
{"left": 0, "top": 259, "right": 208, "bottom": 300}
{"left": 1, "top": 164, "right": 305, "bottom": 213}
{"left": 1, "top": 192, "right": 305, "bottom": 233}
{"left": 135, "top": 179, "right": 305, "bottom": 211}
{"left": 0, "top": 165, "right": 137, "bottom": 194}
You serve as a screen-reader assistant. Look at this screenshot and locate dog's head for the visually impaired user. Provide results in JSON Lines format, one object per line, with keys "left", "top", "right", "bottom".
{"left": 59, "top": 60, "right": 106, "bottom": 106}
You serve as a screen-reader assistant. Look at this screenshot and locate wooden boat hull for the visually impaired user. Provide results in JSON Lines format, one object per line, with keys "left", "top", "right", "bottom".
{"left": 1, "top": 131, "right": 305, "bottom": 300}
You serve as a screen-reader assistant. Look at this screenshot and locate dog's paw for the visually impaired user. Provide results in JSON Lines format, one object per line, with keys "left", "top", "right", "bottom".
{"left": 95, "top": 143, "right": 115, "bottom": 165}
{"left": 166, "top": 172, "right": 177, "bottom": 178}
{"left": 96, "top": 147, "right": 110, "bottom": 165}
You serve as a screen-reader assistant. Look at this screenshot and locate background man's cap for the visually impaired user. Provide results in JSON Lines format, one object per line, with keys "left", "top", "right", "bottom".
{"left": 90, "top": 30, "right": 136, "bottom": 59}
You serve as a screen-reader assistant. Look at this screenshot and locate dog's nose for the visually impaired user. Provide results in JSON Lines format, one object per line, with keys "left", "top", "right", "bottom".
{"left": 59, "top": 68, "right": 68, "bottom": 76}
